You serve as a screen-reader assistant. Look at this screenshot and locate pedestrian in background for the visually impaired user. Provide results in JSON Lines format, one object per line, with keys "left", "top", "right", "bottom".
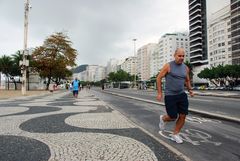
{"left": 156, "top": 48, "right": 194, "bottom": 144}
{"left": 101, "top": 84, "right": 104, "bottom": 90}
{"left": 72, "top": 77, "right": 80, "bottom": 98}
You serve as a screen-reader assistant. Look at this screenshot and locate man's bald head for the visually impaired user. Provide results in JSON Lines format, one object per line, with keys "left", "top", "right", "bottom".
{"left": 174, "top": 48, "right": 185, "bottom": 56}
{"left": 174, "top": 48, "right": 185, "bottom": 64}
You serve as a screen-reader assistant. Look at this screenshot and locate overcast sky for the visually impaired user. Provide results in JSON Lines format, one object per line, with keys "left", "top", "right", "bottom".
{"left": 0, "top": 0, "right": 229, "bottom": 66}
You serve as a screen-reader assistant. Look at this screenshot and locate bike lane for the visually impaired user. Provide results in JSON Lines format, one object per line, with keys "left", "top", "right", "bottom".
{"left": 93, "top": 89, "right": 240, "bottom": 161}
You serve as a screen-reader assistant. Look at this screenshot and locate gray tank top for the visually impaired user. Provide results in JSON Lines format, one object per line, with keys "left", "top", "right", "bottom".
{"left": 165, "top": 61, "right": 187, "bottom": 96}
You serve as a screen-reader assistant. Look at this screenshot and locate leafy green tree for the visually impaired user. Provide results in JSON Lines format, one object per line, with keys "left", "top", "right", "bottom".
{"left": 107, "top": 70, "right": 135, "bottom": 82}
{"left": 10, "top": 51, "right": 23, "bottom": 89}
{"left": 115, "top": 70, "right": 128, "bottom": 81}
{"left": 32, "top": 32, "right": 77, "bottom": 89}
{"left": 0, "top": 55, "right": 13, "bottom": 89}
{"left": 198, "top": 65, "right": 240, "bottom": 87}
{"left": 0, "top": 51, "right": 26, "bottom": 90}
{"left": 198, "top": 67, "right": 218, "bottom": 86}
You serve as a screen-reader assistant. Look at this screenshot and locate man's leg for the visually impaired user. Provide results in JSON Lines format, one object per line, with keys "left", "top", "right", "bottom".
{"left": 162, "top": 115, "right": 176, "bottom": 122}
{"left": 160, "top": 95, "right": 178, "bottom": 130}
{"left": 76, "top": 91, "right": 78, "bottom": 98}
{"left": 173, "top": 93, "right": 188, "bottom": 134}
{"left": 173, "top": 114, "right": 186, "bottom": 134}
{"left": 76, "top": 90, "right": 79, "bottom": 98}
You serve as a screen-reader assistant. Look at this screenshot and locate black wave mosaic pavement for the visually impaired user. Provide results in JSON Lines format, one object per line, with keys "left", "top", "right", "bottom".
{"left": 47, "top": 101, "right": 78, "bottom": 106}
{"left": 0, "top": 135, "right": 50, "bottom": 161}
{"left": 0, "top": 106, "right": 61, "bottom": 117}
{"left": 19, "top": 106, "right": 183, "bottom": 161}
{"left": 0, "top": 92, "right": 184, "bottom": 161}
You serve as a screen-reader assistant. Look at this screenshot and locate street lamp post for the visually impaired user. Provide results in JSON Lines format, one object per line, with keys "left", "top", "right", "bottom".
{"left": 21, "top": 0, "right": 30, "bottom": 95}
{"left": 132, "top": 38, "right": 137, "bottom": 88}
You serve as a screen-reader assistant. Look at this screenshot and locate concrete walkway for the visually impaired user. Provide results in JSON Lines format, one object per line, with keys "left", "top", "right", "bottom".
{"left": 0, "top": 90, "right": 187, "bottom": 161}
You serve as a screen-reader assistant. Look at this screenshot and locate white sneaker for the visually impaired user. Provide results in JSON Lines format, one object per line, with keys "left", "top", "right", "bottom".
{"left": 170, "top": 134, "right": 183, "bottom": 144}
{"left": 159, "top": 115, "right": 165, "bottom": 131}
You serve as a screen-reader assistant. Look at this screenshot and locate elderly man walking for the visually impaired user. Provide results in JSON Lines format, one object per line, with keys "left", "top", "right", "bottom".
{"left": 156, "top": 48, "right": 194, "bottom": 144}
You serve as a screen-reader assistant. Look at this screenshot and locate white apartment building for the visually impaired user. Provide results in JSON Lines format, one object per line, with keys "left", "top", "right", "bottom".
{"left": 86, "top": 65, "right": 99, "bottom": 82}
{"left": 121, "top": 56, "right": 137, "bottom": 75}
{"left": 137, "top": 43, "right": 157, "bottom": 81}
{"left": 73, "top": 71, "right": 86, "bottom": 81}
{"left": 150, "top": 33, "right": 190, "bottom": 77}
{"left": 106, "top": 58, "right": 124, "bottom": 75}
{"left": 208, "top": 5, "right": 232, "bottom": 67}
{"left": 79, "top": 71, "right": 87, "bottom": 82}
{"left": 73, "top": 65, "right": 106, "bottom": 82}
{"left": 106, "top": 58, "right": 118, "bottom": 75}
{"left": 95, "top": 66, "right": 106, "bottom": 81}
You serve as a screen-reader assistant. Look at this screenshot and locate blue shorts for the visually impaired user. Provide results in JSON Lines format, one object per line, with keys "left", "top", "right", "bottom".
{"left": 73, "top": 90, "right": 79, "bottom": 95}
{"left": 164, "top": 92, "right": 189, "bottom": 119}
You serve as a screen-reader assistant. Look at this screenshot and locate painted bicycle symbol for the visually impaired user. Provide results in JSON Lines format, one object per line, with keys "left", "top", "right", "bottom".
{"left": 159, "top": 129, "right": 222, "bottom": 146}
{"left": 186, "top": 116, "right": 221, "bottom": 124}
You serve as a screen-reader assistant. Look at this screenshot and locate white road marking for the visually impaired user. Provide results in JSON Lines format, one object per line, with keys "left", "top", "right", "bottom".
{"left": 159, "top": 129, "right": 222, "bottom": 146}
{"left": 189, "top": 98, "right": 213, "bottom": 102}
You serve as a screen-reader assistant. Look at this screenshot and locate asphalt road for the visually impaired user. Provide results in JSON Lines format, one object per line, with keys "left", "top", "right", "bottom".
{"left": 103, "top": 88, "right": 240, "bottom": 119}
{"left": 92, "top": 89, "right": 240, "bottom": 161}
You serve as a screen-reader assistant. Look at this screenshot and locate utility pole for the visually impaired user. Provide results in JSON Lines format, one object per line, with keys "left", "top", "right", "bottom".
{"left": 132, "top": 38, "right": 137, "bottom": 88}
{"left": 21, "top": 0, "right": 30, "bottom": 95}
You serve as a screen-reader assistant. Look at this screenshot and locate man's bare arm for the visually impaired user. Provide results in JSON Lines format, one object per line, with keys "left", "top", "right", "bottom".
{"left": 156, "top": 63, "right": 169, "bottom": 101}
{"left": 185, "top": 67, "right": 194, "bottom": 97}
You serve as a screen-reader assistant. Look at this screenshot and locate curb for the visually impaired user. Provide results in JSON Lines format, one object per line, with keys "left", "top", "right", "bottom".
{"left": 193, "top": 93, "right": 240, "bottom": 99}
{"left": 103, "top": 90, "right": 240, "bottom": 124}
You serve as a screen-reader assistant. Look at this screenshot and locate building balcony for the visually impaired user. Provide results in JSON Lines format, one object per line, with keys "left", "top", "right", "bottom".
{"left": 190, "top": 20, "right": 202, "bottom": 27}
{"left": 189, "top": 0, "right": 197, "bottom": 6}
{"left": 190, "top": 36, "right": 202, "bottom": 43}
{"left": 190, "top": 59, "right": 208, "bottom": 66}
{"left": 189, "top": 14, "right": 201, "bottom": 22}
{"left": 189, "top": 2, "right": 201, "bottom": 12}
{"left": 190, "top": 53, "right": 202, "bottom": 59}
{"left": 190, "top": 25, "right": 202, "bottom": 32}
{"left": 190, "top": 33, "right": 202, "bottom": 40}
{"left": 190, "top": 48, "right": 202, "bottom": 53}
{"left": 190, "top": 41, "right": 202, "bottom": 48}
{"left": 189, "top": 8, "right": 201, "bottom": 17}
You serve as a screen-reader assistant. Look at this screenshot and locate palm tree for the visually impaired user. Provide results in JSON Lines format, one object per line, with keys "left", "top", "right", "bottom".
{"left": 11, "top": 51, "right": 23, "bottom": 89}
{"left": 0, "top": 55, "right": 13, "bottom": 90}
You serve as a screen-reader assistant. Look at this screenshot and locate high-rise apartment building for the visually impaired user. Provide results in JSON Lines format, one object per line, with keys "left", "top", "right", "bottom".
{"left": 121, "top": 56, "right": 137, "bottom": 76}
{"left": 137, "top": 43, "right": 157, "bottom": 81}
{"left": 95, "top": 66, "right": 106, "bottom": 81}
{"left": 231, "top": 0, "right": 240, "bottom": 65}
{"left": 208, "top": 5, "right": 232, "bottom": 67}
{"left": 189, "top": 0, "right": 209, "bottom": 85}
{"left": 189, "top": 0, "right": 208, "bottom": 66}
{"left": 150, "top": 33, "right": 189, "bottom": 77}
{"left": 106, "top": 58, "right": 118, "bottom": 75}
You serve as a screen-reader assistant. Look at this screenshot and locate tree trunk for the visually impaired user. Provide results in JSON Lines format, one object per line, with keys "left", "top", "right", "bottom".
{"left": 46, "top": 76, "right": 51, "bottom": 90}
{"left": 7, "top": 77, "right": 9, "bottom": 90}
{"left": 14, "top": 79, "right": 17, "bottom": 90}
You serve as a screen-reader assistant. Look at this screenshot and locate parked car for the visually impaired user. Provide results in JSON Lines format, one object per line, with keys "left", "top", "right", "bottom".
{"left": 233, "top": 85, "right": 240, "bottom": 91}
